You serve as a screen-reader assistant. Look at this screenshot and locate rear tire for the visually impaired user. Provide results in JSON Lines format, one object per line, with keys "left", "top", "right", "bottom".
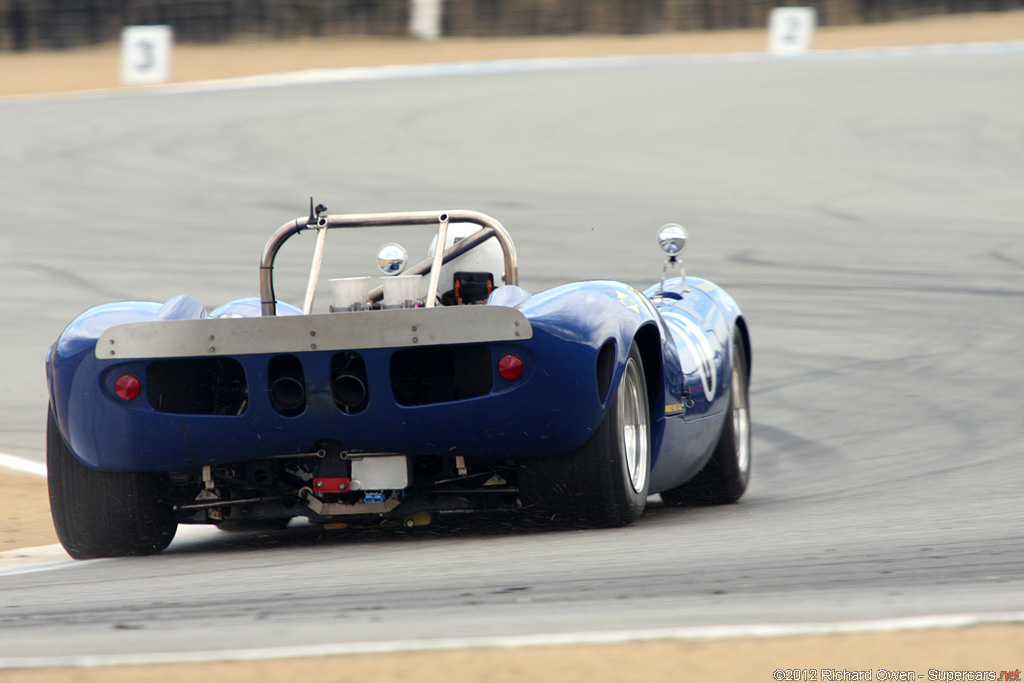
{"left": 47, "top": 407, "right": 178, "bottom": 559}
{"left": 660, "top": 331, "right": 751, "bottom": 506}
{"left": 518, "top": 343, "right": 651, "bottom": 527}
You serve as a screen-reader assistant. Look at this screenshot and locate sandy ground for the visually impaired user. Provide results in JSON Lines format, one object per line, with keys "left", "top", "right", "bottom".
{"left": 0, "top": 624, "right": 1022, "bottom": 681}
{"left": 0, "top": 11, "right": 1022, "bottom": 97}
{"left": 0, "top": 472, "right": 56, "bottom": 551}
{"left": 1, "top": 12, "right": 1022, "bottom": 679}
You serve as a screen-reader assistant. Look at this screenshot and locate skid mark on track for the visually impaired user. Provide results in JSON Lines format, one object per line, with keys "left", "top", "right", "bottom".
{"left": 0, "top": 262, "right": 129, "bottom": 302}
{"left": 750, "top": 423, "right": 840, "bottom": 463}
{"left": 727, "top": 250, "right": 1024, "bottom": 282}
{"left": 988, "top": 244, "right": 1024, "bottom": 270}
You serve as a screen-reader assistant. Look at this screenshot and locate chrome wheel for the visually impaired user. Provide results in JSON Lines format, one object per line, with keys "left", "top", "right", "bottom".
{"left": 732, "top": 353, "right": 751, "bottom": 477}
{"left": 619, "top": 356, "right": 650, "bottom": 494}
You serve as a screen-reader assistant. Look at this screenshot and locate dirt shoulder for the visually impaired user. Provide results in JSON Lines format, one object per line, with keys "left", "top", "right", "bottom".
{"left": 0, "top": 623, "right": 1021, "bottom": 681}
{"left": 0, "top": 472, "right": 57, "bottom": 552}
{"left": 1, "top": 10, "right": 1022, "bottom": 98}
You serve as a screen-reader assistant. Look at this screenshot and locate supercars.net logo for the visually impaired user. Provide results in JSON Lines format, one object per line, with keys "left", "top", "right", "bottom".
{"left": 773, "top": 669, "right": 1021, "bottom": 681}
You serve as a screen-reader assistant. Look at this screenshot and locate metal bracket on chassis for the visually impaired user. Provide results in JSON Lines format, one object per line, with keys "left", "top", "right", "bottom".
{"left": 299, "top": 487, "right": 401, "bottom": 516}
{"left": 175, "top": 494, "right": 283, "bottom": 514}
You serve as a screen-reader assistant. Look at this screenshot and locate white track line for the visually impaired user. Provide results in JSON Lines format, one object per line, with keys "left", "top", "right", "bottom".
{"left": 0, "top": 451, "right": 45, "bottom": 477}
{"left": 0, "top": 611, "right": 1022, "bottom": 669}
{"left": 0, "top": 556, "right": 75, "bottom": 577}
{"left": 4, "top": 40, "right": 1023, "bottom": 103}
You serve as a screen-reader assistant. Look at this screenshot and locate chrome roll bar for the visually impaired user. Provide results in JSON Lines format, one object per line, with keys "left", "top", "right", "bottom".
{"left": 259, "top": 210, "right": 518, "bottom": 317}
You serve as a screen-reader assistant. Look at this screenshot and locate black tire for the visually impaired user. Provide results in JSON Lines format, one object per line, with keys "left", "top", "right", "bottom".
{"left": 518, "top": 343, "right": 651, "bottom": 528}
{"left": 660, "top": 331, "right": 751, "bottom": 506}
{"left": 47, "top": 406, "right": 178, "bottom": 559}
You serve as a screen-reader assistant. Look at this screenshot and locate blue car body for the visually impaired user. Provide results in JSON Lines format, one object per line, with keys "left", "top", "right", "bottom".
{"left": 45, "top": 209, "right": 749, "bottom": 542}
{"left": 48, "top": 277, "right": 745, "bottom": 486}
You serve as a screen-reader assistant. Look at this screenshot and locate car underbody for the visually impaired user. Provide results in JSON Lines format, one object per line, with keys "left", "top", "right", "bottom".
{"left": 174, "top": 447, "right": 521, "bottom": 529}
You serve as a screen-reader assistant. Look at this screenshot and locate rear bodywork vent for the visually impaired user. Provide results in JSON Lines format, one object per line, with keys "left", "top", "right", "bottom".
{"left": 391, "top": 345, "right": 493, "bottom": 406}
{"left": 596, "top": 340, "right": 616, "bottom": 404}
{"left": 147, "top": 358, "right": 248, "bottom": 415}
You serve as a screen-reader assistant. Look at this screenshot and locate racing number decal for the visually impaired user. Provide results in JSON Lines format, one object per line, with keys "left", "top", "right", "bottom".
{"left": 669, "top": 316, "right": 717, "bottom": 401}
{"left": 613, "top": 289, "right": 641, "bottom": 314}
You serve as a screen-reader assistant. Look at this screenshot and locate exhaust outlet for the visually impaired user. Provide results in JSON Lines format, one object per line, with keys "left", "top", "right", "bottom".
{"left": 271, "top": 377, "right": 305, "bottom": 411}
{"left": 269, "top": 355, "right": 306, "bottom": 416}
{"left": 332, "top": 374, "right": 367, "bottom": 411}
{"left": 331, "top": 352, "right": 369, "bottom": 413}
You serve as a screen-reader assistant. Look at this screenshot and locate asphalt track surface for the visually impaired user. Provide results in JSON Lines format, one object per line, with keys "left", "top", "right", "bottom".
{"left": 1, "top": 48, "right": 1023, "bottom": 662}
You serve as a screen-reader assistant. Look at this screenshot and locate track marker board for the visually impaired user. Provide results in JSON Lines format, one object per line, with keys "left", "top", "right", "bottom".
{"left": 120, "top": 25, "right": 173, "bottom": 85}
{"left": 410, "top": 0, "right": 442, "bottom": 41}
{"left": 768, "top": 8, "right": 816, "bottom": 55}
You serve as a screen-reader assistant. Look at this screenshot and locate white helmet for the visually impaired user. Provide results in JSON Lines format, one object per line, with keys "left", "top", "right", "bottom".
{"left": 426, "top": 223, "right": 506, "bottom": 305}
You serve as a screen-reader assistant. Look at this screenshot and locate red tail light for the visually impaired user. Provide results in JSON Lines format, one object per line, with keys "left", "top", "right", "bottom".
{"left": 114, "top": 374, "right": 141, "bottom": 400}
{"left": 497, "top": 354, "right": 524, "bottom": 381}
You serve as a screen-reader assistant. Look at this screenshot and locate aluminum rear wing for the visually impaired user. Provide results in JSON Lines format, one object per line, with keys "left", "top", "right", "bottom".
{"left": 260, "top": 209, "right": 518, "bottom": 317}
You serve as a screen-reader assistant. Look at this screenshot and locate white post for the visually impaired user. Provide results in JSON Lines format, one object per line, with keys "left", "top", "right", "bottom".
{"left": 409, "top": 0, "right": 443, "bottom": 41}
{"left": 120, "top": 25, "right": 174, "bottom": 85}
{"left": 768, "top": 8, "right": 816, "bottom": 56}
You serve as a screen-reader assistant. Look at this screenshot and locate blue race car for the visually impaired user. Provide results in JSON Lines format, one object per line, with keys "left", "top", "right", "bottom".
{"left": 46, "top": 206, "right": 751, "bottom": 559}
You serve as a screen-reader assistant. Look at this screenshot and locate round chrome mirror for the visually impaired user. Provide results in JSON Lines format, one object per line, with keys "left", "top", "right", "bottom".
{"left": 657, "top": 224, "right": 687, "bottom": 256}
{"left": 376, "top": 243, "right": 408, "bottom": 275}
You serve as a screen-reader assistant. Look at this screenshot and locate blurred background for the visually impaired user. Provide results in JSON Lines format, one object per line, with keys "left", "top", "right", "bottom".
{"left": 2, "top": 0, "right": 1023, "bottom": 51}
